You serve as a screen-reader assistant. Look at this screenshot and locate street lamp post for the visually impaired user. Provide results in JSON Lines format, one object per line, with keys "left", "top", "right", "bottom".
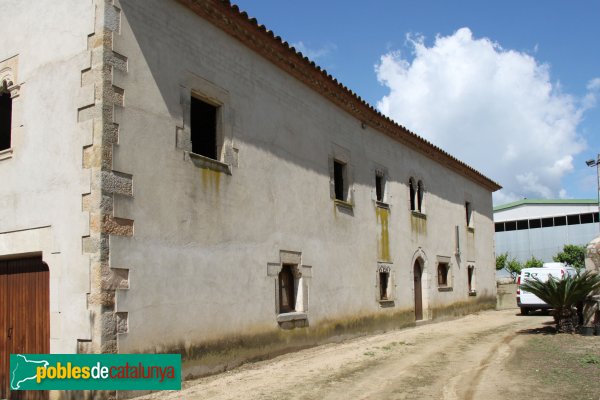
{"left": 586, "top": 154, "right": 600, "bottom": 232}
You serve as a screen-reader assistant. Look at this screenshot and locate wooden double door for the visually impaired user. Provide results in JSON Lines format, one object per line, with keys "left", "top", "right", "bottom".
{"left": 0, "top": 257, "right": 49, "bottom": 400}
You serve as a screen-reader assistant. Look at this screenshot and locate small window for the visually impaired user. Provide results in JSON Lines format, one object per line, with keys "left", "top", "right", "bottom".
{"left": 467, "top": 265, "right": 474, "bottom": 292}
{"left": 541, "top": 217, "right": 553, "bottom": 228}
{"left": 0, "top": 86, "right": 12, "bottom": 151}
{"left": 554, "top": 216, "right": 566, "bottom": 226}
{"left": 495, "top": 222, "right": 505, "bottom": 232}
{"left": 516, "top": 220, "right": 528, "bottom": 230}
{"left": 190, "top": 96, "right": 218, "bottom": 159}
{"left": 567, "top": 214, "right": 580, "bottom": 225}
{"left": 409, "top": 178, "right": 416, "bottom": 211}
{"left": 528, "top": 219, "right": 541, "bottom": 229}
{"left": 580, "top": 213, "right": 594, "bottom": 224}
{"left": 375, "top": 173, "right": 385, "bottom": 203}
{"left": 278, "top": 264, "right": 296, "bottom": 313}
{"left": 465, "top": 202, "right": 472, "bottom": 226}
{"left": 595, "top": 212, "right": 599, "bottom": 223}
{"left": 333, "top": 160, "right": 346, "bottom": 201}
{"left": 505, "top": 221, "right": 516, "bottom": 231}
{"left": 379, "top": 271, "right": 389, "bottom": 300}
{"left": 417, "top": 180, "right": 424, "bottom": 212}
{"left": 437, "top": 262, "right": 449, "bottom": 287}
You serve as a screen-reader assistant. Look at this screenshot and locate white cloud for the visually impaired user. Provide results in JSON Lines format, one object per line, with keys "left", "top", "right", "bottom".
{"left": 375, "top": 27, "right": 594, "bottom": 205}
{"left": 292, "top": 41, "right": 336, "bottom": 62}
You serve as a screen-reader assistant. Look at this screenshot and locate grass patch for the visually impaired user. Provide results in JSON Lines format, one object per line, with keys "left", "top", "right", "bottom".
{"left": 512, "top": 334, "right": 600, "bottom": 399}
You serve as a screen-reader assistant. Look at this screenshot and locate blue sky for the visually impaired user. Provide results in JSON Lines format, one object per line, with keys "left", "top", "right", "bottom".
{"left": 233, "top": 0, "right": 600, "bottom": 204}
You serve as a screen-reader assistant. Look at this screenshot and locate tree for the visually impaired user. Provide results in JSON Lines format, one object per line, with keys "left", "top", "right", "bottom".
{"left": 553, "top": 245, "right": 586, "bottom": 271}
{"left": 519, "top": 271, "right": 600, "bottom": 333}
{"left": 506, "top": 258, "right": 522, "bottom": 280}
{"left": 496, "top": 253, "right": 508, "bottom": 271}
{"left": 523, "top": 256, "right": 543, "bottom": 269}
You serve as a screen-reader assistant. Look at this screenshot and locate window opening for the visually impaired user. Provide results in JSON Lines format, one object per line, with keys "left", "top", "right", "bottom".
{"left": 0, "top": 87, "right": 12, "bottom": 151}
{"left": 541, "top": 217, "right": 553, "bottom": 228}
{"left": 437, "top": 262, "right": 449, "bottom": 287}
{"left": 495, "top": 222, "right": 505, "bottom": 232}
{"left": 516, "top": 220, "right": 528, "bottom": 230}
{"left": 333, "top": 160, "right": 346, "bottom": 201}
{"left": 581, "top": 213, "right": 594, "bottom": 224}
{"left": 465, "top": 202, "right": 472, "bottom": 226}
{"left": 379, "top": 271, "right": 389, "bottom": 300}
{"left": 554, "top": 216, "right": 566, "bottom": 226}
{"left": 409, "top": 178, "right": 416, "bottom": 211}
{"left": 467, "top": 266, "right": 474, "bottom": 292}
{"left": 278, "top": 264, "right": 296, "bottom": 313}
{"left": 417, "top": 180, "right": 424, "bottom": 212}
{"left": 528, "top": 219, "right": 541, "bottom": 229}
{"left": 505, "top": 221, "right": 516, "bottom": 231}
{"left": 190, "top": 96, "right": 218, "bottom": 159}
{"left": 375, "top": 174, "right": 384, "bottom": 202}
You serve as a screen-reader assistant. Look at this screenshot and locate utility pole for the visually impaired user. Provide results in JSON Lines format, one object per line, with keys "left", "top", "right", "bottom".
{"left": 586, "top": 154, "right": 600, "bottom": 232}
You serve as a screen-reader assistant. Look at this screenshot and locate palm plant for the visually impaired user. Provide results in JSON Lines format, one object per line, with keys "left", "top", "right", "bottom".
{"left": 519, "top": 271, "right": 600, "bottom": 333}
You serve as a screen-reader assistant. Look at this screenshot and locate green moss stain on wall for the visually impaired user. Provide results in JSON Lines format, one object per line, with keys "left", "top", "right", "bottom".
{"left": 200, "top": 167, "right": 221, "bottom": 193}
{"left": 410, "top": 212, "right": 427, "bottom": 237}
{"left": 376, "top": 206, "right": 391, "bottom": 262}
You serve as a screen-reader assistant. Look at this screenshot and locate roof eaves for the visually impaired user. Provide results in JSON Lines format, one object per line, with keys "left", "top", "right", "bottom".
{"left": 178, "top": 0, "right": 502, "bottom": 192}
{"left": 493, "top": 198, "right": 598, "bottom": 212}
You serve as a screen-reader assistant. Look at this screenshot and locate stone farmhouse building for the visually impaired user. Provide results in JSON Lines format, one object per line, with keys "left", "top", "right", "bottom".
{"left": 0, "top": 0, "right": 501, "bottom": 396}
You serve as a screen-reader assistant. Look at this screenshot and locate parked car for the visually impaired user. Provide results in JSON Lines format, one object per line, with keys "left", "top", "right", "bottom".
{"left": 517, "top": 262, "right": 577, "bottom": 315}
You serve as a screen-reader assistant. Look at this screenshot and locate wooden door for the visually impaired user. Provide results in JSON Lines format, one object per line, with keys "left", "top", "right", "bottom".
{"left": 413, "top": 261, "right": 423, "bottom": 321}
{"left": 0, "top": 257, "right": 49, "bottom": 400}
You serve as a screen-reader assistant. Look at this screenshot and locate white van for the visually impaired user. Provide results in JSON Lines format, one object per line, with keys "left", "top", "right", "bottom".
{"left": 517, "top": 262, "right": 577, "bottom": 315}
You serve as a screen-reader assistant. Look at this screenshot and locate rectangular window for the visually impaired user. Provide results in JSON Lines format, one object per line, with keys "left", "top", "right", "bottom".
{"left": 554, "top": 216, "right": 567, "bottom": 226}
{"left": 437, "top": 262, "right": 449, "bottom": 287}
{"left": 333, "top": 160, "right": 346, "bottom": 201}
{"left": 379, "top": 271, "right": 389, "bottom": 300}
{"left": 505, "top": 221, "right": 516, "bottom": 231}
{"left": 465, "top": 202, "right": 472, "bottom": 226}
{"left": 581, "top": 213, "right": 594, "bottom": 224}
{"left": 567, "top": 214, "right": 580, "bottom": 225}
{"left": 516, "top": 220, "right": 528, "bottom": 230}
{"left": 375, "top": 174, "right": 384, "bottom": 202}
{"left": 0, "top": 91, "right": 11, "bottom": 151}
{"left": 495, "top": 222, "right": 505, "bottom": 232}
{"left": 528, "top": 218, "right": 541, "bottom": 229}
{"left": 541, "top": 217, "right": 553, "bottom": 228}
{"left": 190, "top": 96, "right": 218, "bottom": 160}
{"left": 278, "top": 264, "right": 296, "bottom": 313}
{"left": 594, "top": 212, "right": 599, "bottom": 223}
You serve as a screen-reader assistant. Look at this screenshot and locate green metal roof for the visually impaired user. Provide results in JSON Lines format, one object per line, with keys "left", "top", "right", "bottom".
{"left": 493, "top": 199, "right": 597, "bottom": 212}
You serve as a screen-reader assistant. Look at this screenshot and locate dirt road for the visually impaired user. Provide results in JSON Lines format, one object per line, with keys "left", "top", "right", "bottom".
{"left": 140, "top": 309, "right": 548, "bottom": 400}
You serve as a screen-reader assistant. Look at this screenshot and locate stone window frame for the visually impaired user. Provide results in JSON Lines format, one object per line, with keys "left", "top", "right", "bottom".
{"left": 436, "top": 255, "right": 453, "bottom": 292}
{"left": 408, "top": 175, "right": 426, "bottom": 218}
{"left": 377, "top": 263, "right": 395, "bottom": 307}
{"left": 0, "top": 55, "right": 21, "bottom": 161}
{"left": 267, "top": 250, "right": 312, "bottom": 329}
{"left": 373, "top": 164, "right": 389, "bottom": 207}
{"left": 329, "top": 143, "right": 354, "bottom": 210}
{"left": 177, "top": 74, "right": 237, "bottom": 175}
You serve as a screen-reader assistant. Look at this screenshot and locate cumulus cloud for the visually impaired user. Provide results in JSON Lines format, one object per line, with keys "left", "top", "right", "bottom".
{"left": 375, "top": 27, "right": 596, "bottom": 204}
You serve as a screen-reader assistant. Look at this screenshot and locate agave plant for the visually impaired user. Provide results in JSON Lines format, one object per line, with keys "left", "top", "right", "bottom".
{"left": 519, "top": 271, "right": 600, "bottom": 333}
